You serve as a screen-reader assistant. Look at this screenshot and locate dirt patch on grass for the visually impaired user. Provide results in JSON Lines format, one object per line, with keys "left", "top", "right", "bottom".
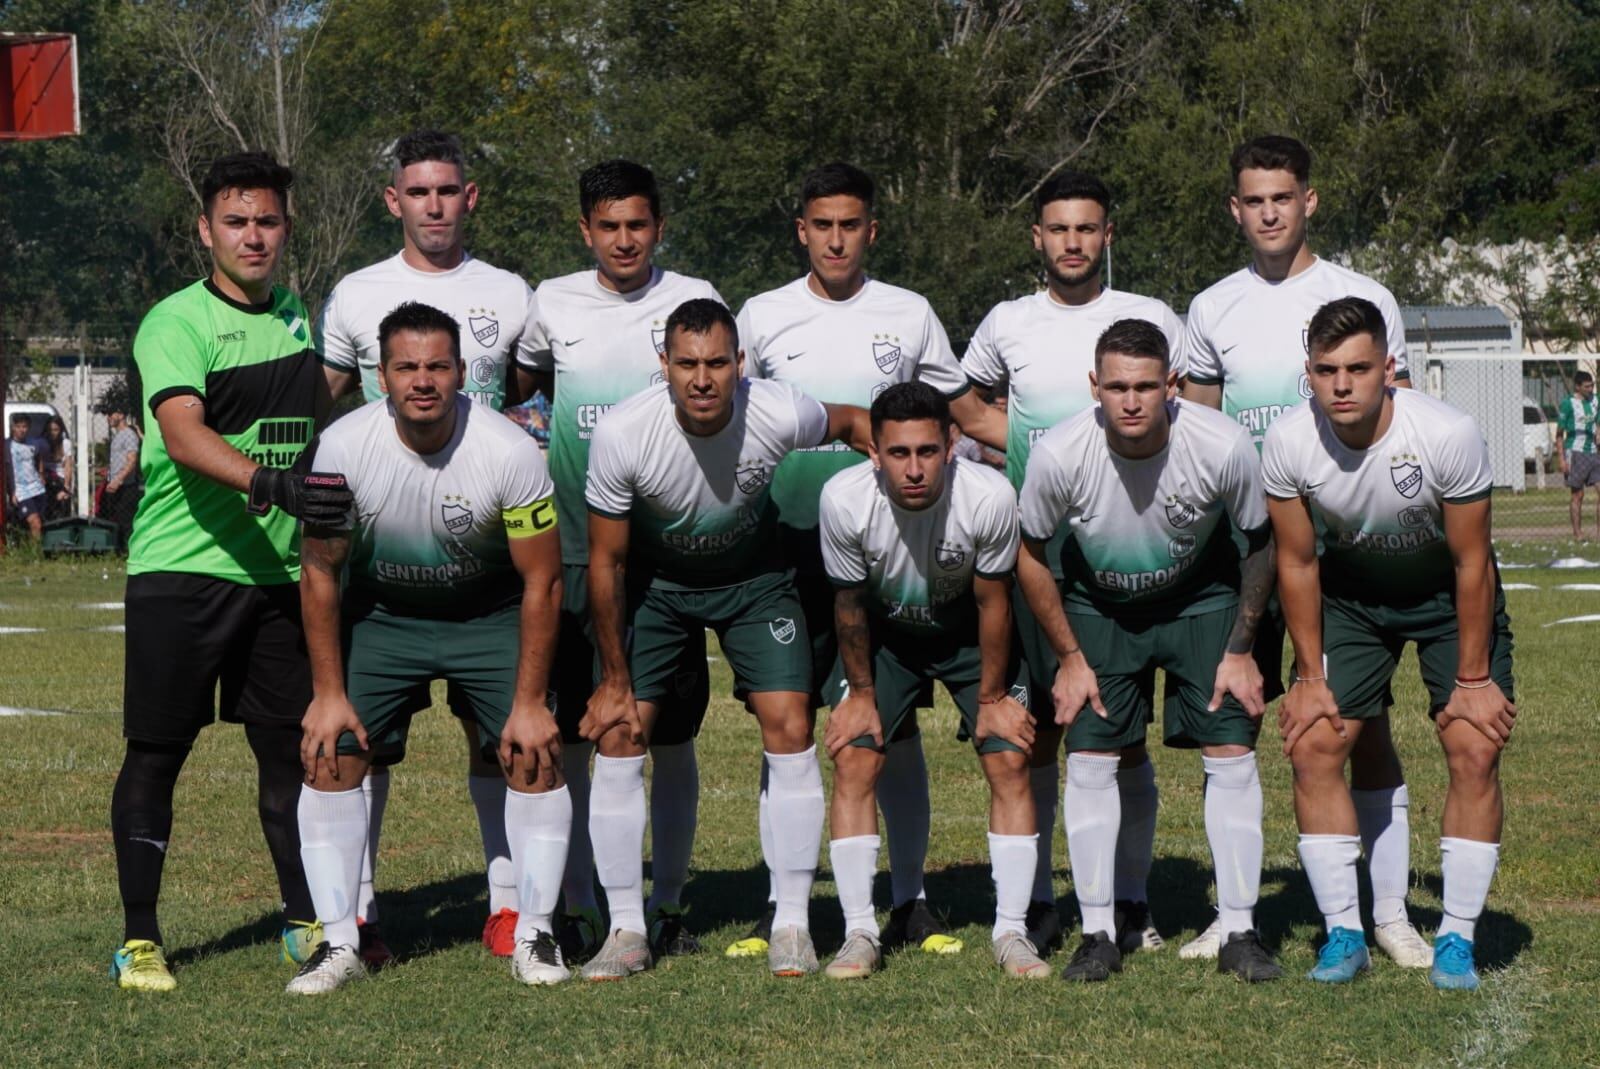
{"left": 4, "top": 828, "right": 108, "bottom": 858}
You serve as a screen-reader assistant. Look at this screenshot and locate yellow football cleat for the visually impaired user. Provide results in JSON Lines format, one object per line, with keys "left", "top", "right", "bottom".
{"left": 110, "top": 939, "right": 177, "bottom": 992}
{"left": 280, "top": 919, "right": 325, "bottom": 965}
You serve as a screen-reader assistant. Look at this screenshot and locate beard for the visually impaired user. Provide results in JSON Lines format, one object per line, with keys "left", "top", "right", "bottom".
{"left": 1043, "top": 248, "right": 1104, "bottom": 290}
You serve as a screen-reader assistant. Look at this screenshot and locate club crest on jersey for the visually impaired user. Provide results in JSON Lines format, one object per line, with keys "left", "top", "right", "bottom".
{"left": 651, "top": 325, "right": 667, "bottom": 357}
{"left": 872, "top": 339, "right": 902, "bottom": 374}
{"left": 935, "top": 540, "right": 967, "bottom": 569}
{"left": 1300, "top": 325, "right": 1311, "bottom": 355}
{"left": 1399, "top": 504, "right": 1432, "bottom": 529}
{"left": 1169, "top": 534, "right": 1196, "bottom": 558}
{"left": 442, "top": 501, "right": 474, "bottom": 534}
{"left": 871, "top": 381, "right": 889, "bottom": 402}
{"left": 471, "top": 356, "right": 495, "bottom": 387}
{"left": 469, "top": 314, "right": 499, "bottom": 347}
{"left": 1165, "top": 496, "right": 1198, "bottom": 528}
{"left": 1391, "top": 460, "right": 1423, "bottom": 499}
{"left": 736, "top": 462, "right": 771, "bottom": 494}
{"left": 1298, "top": 372, "right": 1313, "bottom": 399}
{"left": 770, "top": 617, "right": 797, "bottom": 645}
{"left": 1009, "top": 683, "right": 1030, "bottom": 709}
{"left": 650, "top": 369, "right": 666, "bottom": 386}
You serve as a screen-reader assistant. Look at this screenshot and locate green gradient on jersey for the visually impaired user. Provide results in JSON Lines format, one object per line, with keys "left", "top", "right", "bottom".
{"left": 772, "top": 441, "right": 865, "bottom": 532}
{"left": 1318, "top": 514, "right": 1456, "bottom": 603}
{"left": 1222, "top": 365, "right": 1312, "bottom": 451}
{"left": 550, "top": 369, "right": 651, "bottom": 562}
{"left": 625, "top": 498, "right": 780, "bottom": 590}
{"left": 1060, "top": 519, "right": 1240, "bottom": 621}
{"left": 349, "top": 526, "right": 516, "bottom": 617}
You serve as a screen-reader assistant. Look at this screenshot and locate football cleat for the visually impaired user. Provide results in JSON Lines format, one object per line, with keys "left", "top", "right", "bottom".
{"left": 994, "top": 931, "right": 1051, "bottom": 980}
{"left": 1374, "top": 919, "right": 1434, "bottom": 968}
{"left": 279, "top": 919, "right": 324, "bottom": 965}
{"left": 580, "top": 929, "right": 653, "bottom": 981}
{"left": 557, "top": 907, "right": 604, "bottom": 964}
{"left": 110, "top": 939, "right": 176, "bottom": 992}
{"left": 1429, "top": 933, "right": 1480, "bottom": 991}
{"left": 284, "top": 942, "right": 366, "bottom": 995}
{"left": 512, "top": 930, "right": 570, "bottom": 986}
{"left": 482, "top": 907, "right": 518, "bottom": 958}
{"left": 1216, "top": 929, "right": 1282, "bottom": 982}
{"left": 1113, "top": 899, "right": 1164, "bottom": 953}
{"left": 823, "top": 930, "right": 882, "bottom": 980}
{"left": 647, "top": 904, "right": 702, "bottom": 958}
{"left": 767, "top": 925, "right": 819, "bottom": 977}
{"left": 357, "top": 920, "right": 394, "bottom": 971}
{"left": 725, "top": 903, "right": 776, "bottom": 958}
{"left": 1179, "top": 915, "right": 1222, "bottom": 960}
{"left": 1025, "top": 899, "right": 1064, "bottom": 956}
{"left": 1060, "top": 931, "right": 1122, "bottom": 982}
{"left": 884, "top": 899, "right": 962, "bottom": 955}
{"left": 1307, "top": 927, "right": 1370, "bottom": 984}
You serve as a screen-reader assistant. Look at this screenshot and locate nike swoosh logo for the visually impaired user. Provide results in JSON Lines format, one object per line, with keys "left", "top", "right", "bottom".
{"left": 563, "top": 338, "right": 583, "bottom": 346}
{"left": 130, "top": 836, "right": 169, "bottom": 853}
{"left": 785, "top": 352, "right": 805, "bottom": 361}
{"left": 1012, "top": 362, "right": 1030, "bottom": 373}
{"left": 1220, "top": 344, "right": 1239, "bottom": 354}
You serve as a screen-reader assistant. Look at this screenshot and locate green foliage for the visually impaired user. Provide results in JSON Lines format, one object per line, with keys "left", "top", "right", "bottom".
{"left": 1, "top": 0, "right": 1596, "bottom": 341}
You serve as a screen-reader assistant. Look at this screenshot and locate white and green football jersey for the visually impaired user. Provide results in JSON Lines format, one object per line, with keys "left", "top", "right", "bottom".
{"left": 310, "top": 395, "right": 556, "bottom": 617}
{"left": 1261, "top": 388, "right": 1492, "bottom": 603}
{"left": 586, "top": 378, "right": 830, "bottom": 589}
{"left": 518, "top": 267, "right": 723, "bottom": 565}
{"left": 1019, "top": 399, "right": 1267, "bottom": 618}
{"left": 961, "top": 287, "right": 1185, "bottom": 492}
{"left": 319, "top": 251, "right": 539, "bottom": 410}
{"left": 1182, "top": 258, "right": 1410, "bottom": 448}
{"left": 1558, "top": 394, "right": 1598, "bottom": 455}
{"left": 738, "top": 276, "right": 968, "bottom": 533}
{"left": 819, "top": 457, "right": 1019, "bottom": 638}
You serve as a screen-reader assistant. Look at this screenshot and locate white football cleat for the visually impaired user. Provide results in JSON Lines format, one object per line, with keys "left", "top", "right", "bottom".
{"left": 1374, "top": 919, "right": 1434, "bottom": 968}
{"left": 1178, "top": 916, "right": 1222, "bottom": 960}
{"left": 285, "top": 943, "right": 366, "bottom": 995}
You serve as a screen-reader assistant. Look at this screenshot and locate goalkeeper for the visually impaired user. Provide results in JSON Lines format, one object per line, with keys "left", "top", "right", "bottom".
{"left": 107, "top": 151, "right": 354, "bottom": 993}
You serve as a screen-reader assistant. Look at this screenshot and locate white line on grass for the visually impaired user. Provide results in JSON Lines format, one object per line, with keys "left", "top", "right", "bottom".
{"left": 1554, "top": 583, "right": 1600, "bottom": 590}
{"left": 0, "top": 627, "right": 44, "bottom": 634}
{"left": 1544, "top": 614, "right": 1600, "bottom": 626}
{"left": 1548, "top": 558, "right": 1600, "bottom": 569}
{"left": 1432, "top": 961, "right": 1546, "bottom": 1069}
{"left": 77, "top": 601, "right": 124, "bottom": 609}
{"left": 1502, "top": 583, "right": 1540, "bottom": 591}
{"left": 0, "top": 706, "right": 64, "bottom": 717}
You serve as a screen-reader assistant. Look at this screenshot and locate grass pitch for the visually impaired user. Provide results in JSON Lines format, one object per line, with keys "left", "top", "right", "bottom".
{"left": 1, "top": 549, "right": 1597, "bottom": 1067}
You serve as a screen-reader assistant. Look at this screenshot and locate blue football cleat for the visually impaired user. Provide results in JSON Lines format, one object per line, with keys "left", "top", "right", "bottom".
{"left": 1430, "top": 932, "right": 1480, "bottom": 991}
{"left": 1307, "top": 926, "right": 1370, "bottom": 983}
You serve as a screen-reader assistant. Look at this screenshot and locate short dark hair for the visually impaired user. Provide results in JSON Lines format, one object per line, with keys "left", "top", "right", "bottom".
{"left": 1094, "top": 318, "right": 1170, "bottom": 372}
{"left": 393, "top": 130, "right": 466, "bottom": 178}
{"left": 664, "top": 298, "right": 737, "bottom": 355}
{"left": 1306, "top": 297, "right": 1388, "bottom": 358}
{"left": 378, "top": 301, "right": 461, "bottom": 365}
{"left": 1033, "top": 170, "right": 1111, "bottom": 219}
{"left": 9, "top": 412, "right": 27, "bottom": 425}
{"left": 870, "top": 381, "right": 951, "bottom": 439}
{"left": 1576, "top": 371, "right": 1594, "bottom": 386}
{"left": 579, "top": 159, "right": 661, "bottom": 219}
{"left": 1230, "top": 135, "right": 1312, "bottom": 185}
{"left": 201, "top": 151, "right": 293, "bottom": 216}
{"left": 800, "top": 161, "right": 874, "bottom": 212}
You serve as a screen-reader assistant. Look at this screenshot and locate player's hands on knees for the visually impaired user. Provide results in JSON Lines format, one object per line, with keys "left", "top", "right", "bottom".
{"left": 300, "top": 694, "right": 366, "bottom": 783}
{"left": 501, "top": 696, "right": 563, "bottom": 788}
{"left": 824, "top": 688, "right": 882, "bottom": 759}
{"left": 975, "top": 694, "right": 1035, "bottom": 757}
{"left": 1437, "top": 681, "right": 1517, "bottom": 749}
{"left": 1278, "top": 677, "right": 1344, "bottom": 756}
{"left": 1210, "top": 651, "right": 1266, "bottom": 719}
{"left": 580, "top": 679, "right": 642, "bottom": 744}
{"left": 1052, "top": 652, "right": 1106, "bottom": 727}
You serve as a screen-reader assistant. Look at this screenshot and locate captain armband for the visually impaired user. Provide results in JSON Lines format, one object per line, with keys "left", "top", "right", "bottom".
{"left": 503, "top": 495, "right": 557, "bottom": 538}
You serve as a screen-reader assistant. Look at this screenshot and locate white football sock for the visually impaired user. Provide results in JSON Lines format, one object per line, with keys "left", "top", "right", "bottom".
{"left": 589, "top": 754, "right": 647, "bottom": 935}
{"left": 1114, "top": 759, "right": 1158, "bottom": 903}
{"left": 468, "top": 774, "right": 516, "bottom": 915}
{"left": 646, "top": 741, "right": 698, "bottom": 913}
{"left": 507, "top": 785, "right": 572, "bottom": 940}
{"left": 830, "top": 835, "right": 881, "bottom": 938}
{"left": 358, "top": 767, "right": 389, "bottom": 924}
{"left": 560, "top": 739, "right": 598, "bottom": 913}
{"left": 1438, "top": 837, "right": 1500, "bottom": 942}
{"left": 877, "top": 735, "right": 930, "bottom": 907}
{"left": 758, "top": 759, "right": 776, "bottom": 904}
{"left": 1065, "top": 753, "right": 1120, "bottom": 937}
{"left": 1203, "top": 753, "right": 1263, "bottom": 938}
{"left": 297, "top": 784, "right": 366, "bottom": 949}
{"left": 1298, "top": 833, "right": 1363, "bottom": 933}
{"left": 765, "top": 747, "right": 824, "bottom": 932}
{"left": 989, "top": 832, "right": 1037, "bottom": 941}
{"left": 1353, "top": 785, "right": 1412, "bottom": 926}
{"left": 1029, "top": 762, "right": 1059, "bottom": 904}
